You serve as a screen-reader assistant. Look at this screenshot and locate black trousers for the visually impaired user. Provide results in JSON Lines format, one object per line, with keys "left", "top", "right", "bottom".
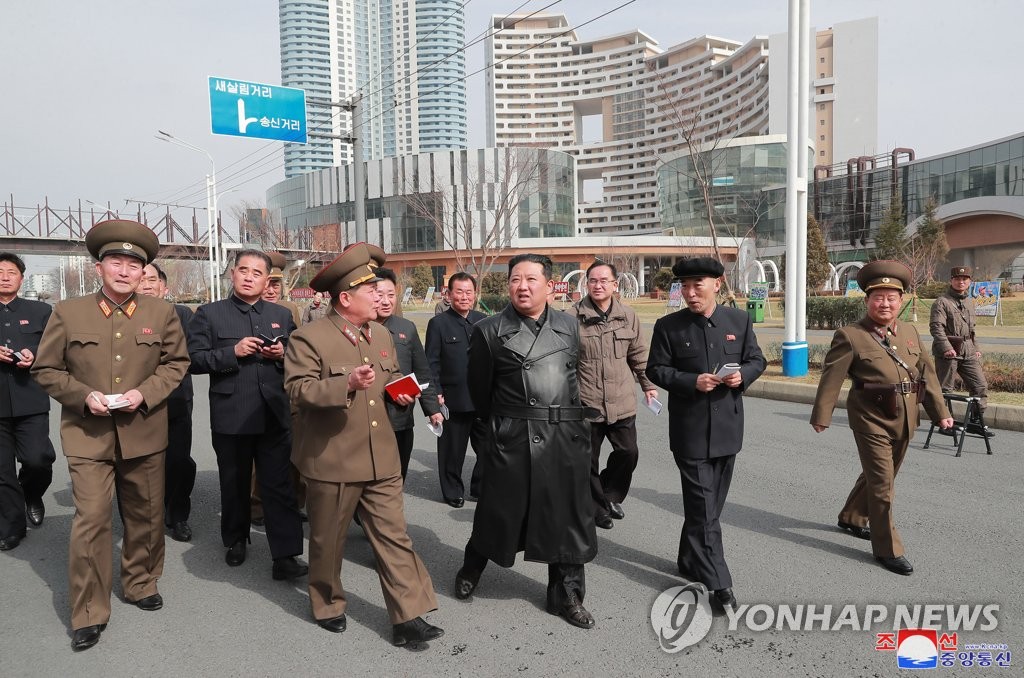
{"left": 164, "top": 398, "right": 196, "bottom": 525}
{"left": 462, "top": 540, "right": 586, "bottom": 609}
{"left": 437, "top": 411, "right": 485, "bottom": 501}
{"left": 676, "top": 454, "right": 736, "bottom": 591}
{"left": 589, "top": 416, "right": 640, "bottom": 514}
{"left": 211, "top": 419, "right": 303, "bottom": 560}
{"left": 395, "top": 428, "right": 415, "bottom": 481}
{"left": 0, "top": 413, "right": 55, "bottom": 539}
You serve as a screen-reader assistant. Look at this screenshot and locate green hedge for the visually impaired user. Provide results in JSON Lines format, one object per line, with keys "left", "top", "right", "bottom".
{"left": 780, "top": 296, "right": 865, "bottom": 329}
{"left": 478, "top": 295, "right": 509, "bottom": 314}
{"left": 915, "top": 281, "right": 948, "bottom": 299}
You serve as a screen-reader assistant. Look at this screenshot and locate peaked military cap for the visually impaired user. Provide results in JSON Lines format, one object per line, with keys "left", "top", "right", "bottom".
{"left": 950, "top": 266, "right": 973, "bottom": 279}
{"left": 267, "top": 251, "right": 287, "bottom": 280}
{"left": 672, "top": 256, "right": 725, "bottom": 280}
{"left": 856, "top": 260, "right": 911, "bottom": 294}
{"left": 310, "top": 243, "right": 386, "bottom": 295}
{"left": 85, "top": 220, "right": 160, "bottom": 264}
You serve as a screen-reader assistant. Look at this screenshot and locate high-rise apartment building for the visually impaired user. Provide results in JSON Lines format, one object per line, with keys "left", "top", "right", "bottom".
{"left": 416, "top": 0, "right": 468, "bottom": 152}
{"left": 486, "top": 14, "right": 876, "bottom": 235}
{"left": 279, "top": 0, "right": 467, "bottom": 179}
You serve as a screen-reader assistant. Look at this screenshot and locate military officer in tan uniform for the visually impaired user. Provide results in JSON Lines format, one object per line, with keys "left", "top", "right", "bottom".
{"left": 810, "top": 261, "right": 952, "bottom": 576}
{"left": 929, "top": 265, "right": 992, "bottom": 437}
{"left": 32, "top": 220, "right": 189, "bottom": 651}
{"left": 284, "top": 243, "right": 443, "bottom": 646}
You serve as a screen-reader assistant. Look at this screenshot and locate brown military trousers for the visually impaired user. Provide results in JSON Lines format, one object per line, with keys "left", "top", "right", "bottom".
{"left": 838, "top": 431, "right": 910, "bottom": 559}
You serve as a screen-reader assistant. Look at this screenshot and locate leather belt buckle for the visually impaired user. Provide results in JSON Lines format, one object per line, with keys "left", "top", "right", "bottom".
{"left": 548, "top": 405, "right": 561, "bottom": 424}
{"left": 897, "top": 381, "right": 913, "bottom": 394}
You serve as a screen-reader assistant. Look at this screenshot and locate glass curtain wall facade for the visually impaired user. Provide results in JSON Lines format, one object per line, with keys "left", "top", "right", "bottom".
{"left": 267, "top": 147, "right": 575, "bottom": 255}
{"left": 758, "top": 133, "right": 1024, "bottom": 256}
{"left": 658, "top": 139, "right": 790, "bottom": 243}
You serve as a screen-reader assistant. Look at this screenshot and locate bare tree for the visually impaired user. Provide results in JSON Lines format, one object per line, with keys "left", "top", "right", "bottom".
{"left": 400, "top": 149, "right": 549, "bottom": 277}
{"left": 646, "top": 62, "right": 737, "bottom": 296}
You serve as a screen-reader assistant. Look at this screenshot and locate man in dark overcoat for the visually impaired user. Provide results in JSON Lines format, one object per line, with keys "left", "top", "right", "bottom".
{"left": 424, "top": 272, "right": 487, "bottom": 507}
{"left": 454, "top": 253, "right": 598, "bottom": 630}
{"left": 0, "top": 252, "right": 55, "bottom": 550}
{"left": 646, "top": 257, "right": 766, "bottom": 614}
{"left": 188, "top": 249, "right": 306, "bottom": 580}
{"left": 375, "top": 267, "right": 443, "bottom": 480}
{"left": 139, "top": 262, "right": 196, "bottom": 542}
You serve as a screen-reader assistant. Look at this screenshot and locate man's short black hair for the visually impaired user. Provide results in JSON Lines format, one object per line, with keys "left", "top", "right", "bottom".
{"left": 448, "top": 271, "right": 478, "bottom": 291}
{"left": 148, "top": 262, "right": 168, "bottom": 284}
{"left": 586, "top": 260, "right": 617, "bottom": 279}
{"left": 233, "top": 249, "right": 272, "bottom": 273}
{"left": 376, "top": 267, "right": 398, "bottom": 285}
{"left": 0, "top": 252, "right": 26, "bottom": 274}
{"left": 508, "top": 253, "right": 553, "bottom": 280}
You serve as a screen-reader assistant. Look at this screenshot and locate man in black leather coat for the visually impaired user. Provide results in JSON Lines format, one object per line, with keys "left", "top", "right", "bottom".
{"left": 454, "top": 254, "right": 598, "bottom": 630}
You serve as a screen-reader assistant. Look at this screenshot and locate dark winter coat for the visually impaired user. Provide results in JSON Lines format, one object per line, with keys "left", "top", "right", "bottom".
{"left": 467, "top": 305, "right": 597, "bottom": 567}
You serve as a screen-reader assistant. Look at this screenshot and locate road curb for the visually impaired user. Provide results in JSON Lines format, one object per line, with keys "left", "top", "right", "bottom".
{"left": 748, "top": 378, "right": 1024, "bottom": 433}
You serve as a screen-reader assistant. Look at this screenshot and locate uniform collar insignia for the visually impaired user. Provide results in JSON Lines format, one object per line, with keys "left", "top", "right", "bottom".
{"left": 342, "top": 325, "right": 359, "bottom": 346}
{"left": 98, "top": 299, "right": 113, "bottom": 318}
{"left": 98, "top": 292, "right": 136, "bottom": 318}
{"left": 125, "top": 300, "right": 137, "bottom": 318}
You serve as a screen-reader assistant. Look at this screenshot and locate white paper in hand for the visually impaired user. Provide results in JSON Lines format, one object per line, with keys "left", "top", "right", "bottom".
{"left": 426, "top": 420, "right": 443, "bottom": 437}
{"left": 646, "top": 397, "right": 663, "bottom": 416}
{"left": 105, "top": 394, "right": 131, "bottom": 409}
{"left": 715, "top": 363, "right": 741, "bottom": 378}
{"left": 439, "top": 403, "right": 450, "bottom": 420}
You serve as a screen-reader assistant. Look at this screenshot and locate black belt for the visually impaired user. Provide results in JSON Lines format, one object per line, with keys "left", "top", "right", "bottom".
{"left": 853, "top": 380, "right": 923, "bottom": 395}
{"left": 491, "top": 404, "right": 597, "bottom": 423}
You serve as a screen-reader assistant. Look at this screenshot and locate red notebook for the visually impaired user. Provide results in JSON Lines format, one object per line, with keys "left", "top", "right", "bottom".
{"left": 384, "top": 374, "right": 428, "bottom": 400}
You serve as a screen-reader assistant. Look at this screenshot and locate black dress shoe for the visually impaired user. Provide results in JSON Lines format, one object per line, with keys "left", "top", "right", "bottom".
{"left": 168, "top": 521, "right": 193, "bottom": 543}
{"left": 837, "top": 521, "right": 871, "bottom": 540}
{"left": 272, "top": 556, "right": 309, "bottom": 580}
{"left": 226, "top": 541, "right": 246, "bottom": 566}
{"left": 595, "top": 513, "right": 614, "bottom": 530}
{"left": 966, "top": 423, "right": 995, "bottom": 438}
{"left": 445, "top": 497, "right": 465, "bottom": 508}
{"left": 316, "top": 614, "right": 347, "bottom": 633}
{"left": 608, "top": 502, "right": 625, "bottom": 520}
{"left": 71, "top": 624, "right": 106, "bottom": 652}
{"left": 936, "top": 427, "right": 955, "bottom": 436}
{"left": 712, "top": 588, "right": 739, "bottom": 615}
{"left": 454, "top": 567, "right": 479, "bottom": 600}
{"left": 393, "top": 617, "right": 444, "bottom": 646}
{"left": 26, "top": 498, "right": 44, "bottom": 526}
{"left": 546, "top": 592, "right": 595, "bottom": 629}
{"left": 0, "top": 534, "right": 24, "bottom": 551}
{"left": 876, "top": 555, "right": 914, "bottom": 575}
{"left": 134, "top": 593, "right": 163, "bottom": 611}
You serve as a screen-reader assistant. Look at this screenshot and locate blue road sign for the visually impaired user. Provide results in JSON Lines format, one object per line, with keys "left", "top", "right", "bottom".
{"left": 209, "top": 76, "right": 307, "bottom": 143}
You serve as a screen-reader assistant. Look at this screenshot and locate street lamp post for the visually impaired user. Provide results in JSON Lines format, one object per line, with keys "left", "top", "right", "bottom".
{"left": 156, "top": 130, "right": 220, "bottom": 301}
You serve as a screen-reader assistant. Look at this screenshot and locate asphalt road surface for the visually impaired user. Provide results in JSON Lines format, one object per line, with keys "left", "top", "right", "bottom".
{"left": 2, "top": 379, "right": 1020, "bottom": 677}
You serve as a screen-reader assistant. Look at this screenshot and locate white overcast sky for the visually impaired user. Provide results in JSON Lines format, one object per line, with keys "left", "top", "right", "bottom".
{"left": 2, "top": 0, "right": 1022, "bottom": 218}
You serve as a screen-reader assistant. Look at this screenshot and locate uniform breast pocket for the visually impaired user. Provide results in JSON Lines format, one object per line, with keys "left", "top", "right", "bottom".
{"left": 673, "top": 348, "right": 700, "bottom": 369}
{"left": 328, "top": 364, "right": 351, "bottom": 379}
{"left": 18, "top": 322, "right": 42, "bottom": 336}
{"left": 723, "top": 339, "right": 742, "bottom": 356}
{"left": 216, "top": 332, "right": 242, "bottom": 347}
{"left": 612, "top": 329, "right": 634, "bottom": 358}
{"left": 443, "top": 335, "right": 462, "bottom": 347}
{"left": 136, "top": 334, "right": 162, "bottom": 347}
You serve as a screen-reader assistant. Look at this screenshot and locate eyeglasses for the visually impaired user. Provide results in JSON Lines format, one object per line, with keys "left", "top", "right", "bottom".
{"left": 587, "top": 278, "right": 616, "bottom": 287}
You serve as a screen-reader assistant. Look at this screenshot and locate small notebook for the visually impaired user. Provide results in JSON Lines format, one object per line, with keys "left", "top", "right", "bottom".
{"left": 715, "top": 363, "right": 741, "bottom": 378}
{"left": 385, "top": 374, "right": 429, "bottom": 400}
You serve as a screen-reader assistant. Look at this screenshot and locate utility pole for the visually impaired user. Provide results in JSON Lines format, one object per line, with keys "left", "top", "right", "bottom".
{"left": 308, "top": 94, "right": 367, "bottom": 244}
{"left": 783, "top": 0, "right": 811, "bottom": 377}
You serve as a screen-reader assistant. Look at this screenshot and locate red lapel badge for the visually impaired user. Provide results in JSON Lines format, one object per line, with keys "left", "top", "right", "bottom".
{"left": 726, "top": 334, "right": 736, "bottom": 341}
{"left": 398, "top": 332, "right": 407, "bottom": 339}
{"left": 380, "top": 350, "right": 389, "bottom": 358}
{"left": 142, "top": 328, "right": 153, "bottom": 334}
{"left": 271, "top": 322, "right": 281, "bottom": 329}
{"left": 19, "top": 319, "right": 29, "bottom": 325}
